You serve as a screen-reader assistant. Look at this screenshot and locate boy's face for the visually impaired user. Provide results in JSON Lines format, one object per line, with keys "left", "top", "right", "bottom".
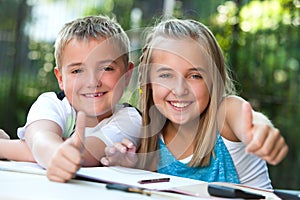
{"left": 55, "top": 38, "right": 133, "bottom": 125}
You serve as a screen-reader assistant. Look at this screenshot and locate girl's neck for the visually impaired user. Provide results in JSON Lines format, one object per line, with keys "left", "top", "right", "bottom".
{"left": 163, "top": 119, "right": 199, "bottom": 140}
{"left": 162, "top": 120, "right": 199, "bottom": 160}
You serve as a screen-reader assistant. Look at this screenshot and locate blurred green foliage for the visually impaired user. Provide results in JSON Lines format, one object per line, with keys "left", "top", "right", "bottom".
{"left": 0, "top": 0, "right": 299, "bottom": 189}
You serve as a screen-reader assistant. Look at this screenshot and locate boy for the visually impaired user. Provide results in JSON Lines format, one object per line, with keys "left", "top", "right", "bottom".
{"left": 0, "top": 15, "right": 141, "bottom": 183}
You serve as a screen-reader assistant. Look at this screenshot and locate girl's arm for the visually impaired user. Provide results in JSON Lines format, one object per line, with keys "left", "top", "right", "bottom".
{"left": 0, "top": 139, "right": 35, "bottom": 162}
{"left": 219, "top": 95, "right": 288, "bottom": 165}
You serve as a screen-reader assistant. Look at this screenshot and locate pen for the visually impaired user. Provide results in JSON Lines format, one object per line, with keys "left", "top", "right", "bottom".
{"left": 106, "top": 183, "right": 151, "bottom": 196}
{"left": 106, "top": 183, "right": 180, "bottom": 199}
{"left": 138, "top": 177, "right": 170, "bottom": 184}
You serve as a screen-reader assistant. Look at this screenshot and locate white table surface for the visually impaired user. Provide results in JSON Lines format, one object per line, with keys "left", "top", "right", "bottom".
{"left": 0, "top": 170, "right": 209, "bottom": 200}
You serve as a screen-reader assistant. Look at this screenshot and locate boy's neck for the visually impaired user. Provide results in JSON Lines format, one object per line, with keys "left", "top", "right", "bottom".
{"left": 84, "top": 110, "right": 113, "bottom": 127}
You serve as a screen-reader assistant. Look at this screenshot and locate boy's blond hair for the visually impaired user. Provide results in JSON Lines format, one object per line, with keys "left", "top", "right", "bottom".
{"left": 54, "top": 15, "right": 130, "bottom": 69}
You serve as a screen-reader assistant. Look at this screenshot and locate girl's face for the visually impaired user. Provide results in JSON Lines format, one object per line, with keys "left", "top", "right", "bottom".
{"left": 55, "top": 38, "right": 132, "bottom": 126}
{"left": 149, "top": 38, "right": 211, "bottom": 126}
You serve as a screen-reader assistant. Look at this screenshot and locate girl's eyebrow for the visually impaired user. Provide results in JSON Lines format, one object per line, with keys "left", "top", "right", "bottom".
{"left": 190, "top": 67, "right": 206, "bottom": 73}
{"left": 155, "top": 67, "right": 172, "bottom": 72}
{"left": 155, "top": 66, "right": 206, "bottom": 73}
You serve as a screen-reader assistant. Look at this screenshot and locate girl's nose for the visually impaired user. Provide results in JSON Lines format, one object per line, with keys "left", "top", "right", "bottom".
{"left": 171, "top": 77, "right": 189, "bottom": 96}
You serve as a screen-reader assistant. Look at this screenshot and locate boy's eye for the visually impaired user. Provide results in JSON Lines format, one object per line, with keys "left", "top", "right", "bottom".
{"left": 71, "top": 69, "right": 82, "bottom": 74}
{"left": 99, "top": 65, "right": 114, "bottom": 71}
{"left": 103, "top": 66, "right": 114, "bottom": 71}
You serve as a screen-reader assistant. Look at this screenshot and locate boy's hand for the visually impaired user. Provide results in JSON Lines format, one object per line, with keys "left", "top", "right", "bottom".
{"left": 242, "top": 102, "right": 288, "bottom": 165}
{"left": 100, "top": 138, "right": 137, "bottom": 168}
{"left": 47, "top": 111, "right": 86, "bottom": 182}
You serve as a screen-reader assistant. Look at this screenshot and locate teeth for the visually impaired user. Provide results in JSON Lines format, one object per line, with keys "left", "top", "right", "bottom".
{"left": 85, "top": 93, "right": 103, "bottom": 97}
{"left": 170, "top": 102, "right": 190, "bottom": 108}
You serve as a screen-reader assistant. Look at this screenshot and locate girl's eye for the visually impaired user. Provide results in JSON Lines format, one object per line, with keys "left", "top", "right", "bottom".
{"left": 190, "top": 74, "right": 202, "bottom": 79}
{"left": 159, "top": 73, "right": 172, "bottom": 78}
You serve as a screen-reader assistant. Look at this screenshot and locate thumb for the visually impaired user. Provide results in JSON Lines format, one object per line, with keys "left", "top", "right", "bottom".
{"left": 71, "top": 111, "right": 86, "bottom": 149}
{"left": 242, "top": 101, "right": 253, "bottom": 144}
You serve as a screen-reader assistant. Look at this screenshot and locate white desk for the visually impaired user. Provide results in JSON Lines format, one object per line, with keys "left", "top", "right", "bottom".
{"left": 0, "top": 170, "right": 207, "bottom": 200}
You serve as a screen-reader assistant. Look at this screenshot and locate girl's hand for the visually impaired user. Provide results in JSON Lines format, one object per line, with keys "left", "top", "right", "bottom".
{"left": 100, "top": 138, "right": 137, "bottom": 168}
{"left": 0, "top": 129, "right": 10, "bottom": 140}
{"left": 46, "top": 111, "right": 86, "bottom": 182}
{"left": 242, "top": 102, "right": 288, "bottom": 165}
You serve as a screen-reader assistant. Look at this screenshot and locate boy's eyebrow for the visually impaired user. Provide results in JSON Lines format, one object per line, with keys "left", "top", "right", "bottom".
{"left": 66, "top": 59, "right": 117, "bottom": 68}
{"left": 66, "top": 62, "right": 83, "bottom": 68}
{"left": 96, "top": 59, "right": 117, "bottom": 65}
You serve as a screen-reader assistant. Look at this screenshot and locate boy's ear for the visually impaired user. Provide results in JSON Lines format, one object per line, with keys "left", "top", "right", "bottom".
{"left": 54, "top": 66, "right": 64, "bottom": 90}
{"left": 125, "top": 61, "right": 134, "bottom": 86}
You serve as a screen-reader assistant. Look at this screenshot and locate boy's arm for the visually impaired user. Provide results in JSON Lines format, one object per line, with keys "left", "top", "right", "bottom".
{"left": 24, "top": 119, "right": 65, "bottom": 168}
{"left": 25, "top": 111, "right": 86, "bottom": 182}
{"left": 220, "top": 95, "right": 288, "bottom": 165}
{"left": 82, "top": 137, "right": 107, "bottom": 166}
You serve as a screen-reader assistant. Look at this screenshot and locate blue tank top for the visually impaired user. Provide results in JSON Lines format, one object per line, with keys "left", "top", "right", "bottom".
{"left": 157, "top": 134, "right": 240, "bottom": 184}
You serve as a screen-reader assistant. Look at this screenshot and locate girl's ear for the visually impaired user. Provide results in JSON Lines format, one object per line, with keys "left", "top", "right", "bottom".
{"left": 54, "top": 66, "right": 64, "bottom": 90}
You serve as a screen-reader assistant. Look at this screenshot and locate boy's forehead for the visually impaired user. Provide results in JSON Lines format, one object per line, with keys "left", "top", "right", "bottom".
{"left": 62, "top": 37, "right": 125, "bottom": 65}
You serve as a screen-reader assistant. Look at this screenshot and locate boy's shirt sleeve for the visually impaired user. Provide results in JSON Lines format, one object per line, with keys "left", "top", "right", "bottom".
{"left": 17, "top": 92, "right": 76, "bottom": 139}
{"left": 85, "top": 105, "right": 142, "bottom": 147}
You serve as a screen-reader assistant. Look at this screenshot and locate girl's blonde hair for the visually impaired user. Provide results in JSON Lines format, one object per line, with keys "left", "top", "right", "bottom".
{"left": 54, "top": 15, "right": 130, "bottom": 69}
{"left": 138, "top": 18, "right": 236, "bottom": 168}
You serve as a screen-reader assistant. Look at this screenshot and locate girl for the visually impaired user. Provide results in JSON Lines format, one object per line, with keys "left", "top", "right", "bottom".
{"left": 101, "top": 18, "right": 288, "bottom": 189}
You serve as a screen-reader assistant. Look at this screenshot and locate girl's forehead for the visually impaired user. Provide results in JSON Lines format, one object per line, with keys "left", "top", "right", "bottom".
{"left": 151, "top": 37, "right": 209, "bottom": 67}
{"left": 151, "top": 36, "right": 202, "bottom": 51}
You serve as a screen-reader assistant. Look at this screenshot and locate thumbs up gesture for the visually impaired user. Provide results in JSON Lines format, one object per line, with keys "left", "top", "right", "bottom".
{"left": 47, "top": 111, "right": 86, "bottom": 182}
{"left": 241, "top": 102, "right": 288, "bottom": 165}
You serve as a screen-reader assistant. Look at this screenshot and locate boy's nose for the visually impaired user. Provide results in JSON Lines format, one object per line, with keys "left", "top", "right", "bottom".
{"left": 87, "top": 72, "right": 102, "bottom": 88}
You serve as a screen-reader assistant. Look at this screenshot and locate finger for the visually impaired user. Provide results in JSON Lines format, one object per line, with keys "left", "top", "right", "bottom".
{"left": 256, "top": 128, "right": 280, "bottom": 156}
{"left": 52, "top": 146, "right": 82, "bottom": 171}
{"left": 261, "top": 134, "right": 288, "bottom": 165}
{"left": 0, "top": 129, "right": 10, "bottom": 139}
{"left": 100, "top": 157, "right": 110, "bottom": 166}
{"left": 113, "top": 142, "right": 128, "bottom": 153}
{"left": 269, "top": 143, "right": 288, "bottom": 165}
{"left": 246, "top": 125, "right": 268, "bottom": 153}
{"left": 121, "top": 138, "right": 134, "bottom": 147}
{"left": 47, "top": 166, "right": 75, "bottom": 183}
{"left": 242, "top": 101, "right": 254, "bottom": 144}
{"left": 127, "top": 144, "right": 137, "bottom": 153}
{"left": 72, "top": 111, "right": 86, "bottom": 149}
{"left": 104, "top": 146, "right": 116, "bottom": 156}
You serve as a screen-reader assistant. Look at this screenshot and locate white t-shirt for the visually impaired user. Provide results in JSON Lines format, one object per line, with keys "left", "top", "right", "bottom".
{"left": 17, "top": 92, "right": 141, "bottom": 147}
{"left": 222, "top": 137, "right": 272, "bottom": 189}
